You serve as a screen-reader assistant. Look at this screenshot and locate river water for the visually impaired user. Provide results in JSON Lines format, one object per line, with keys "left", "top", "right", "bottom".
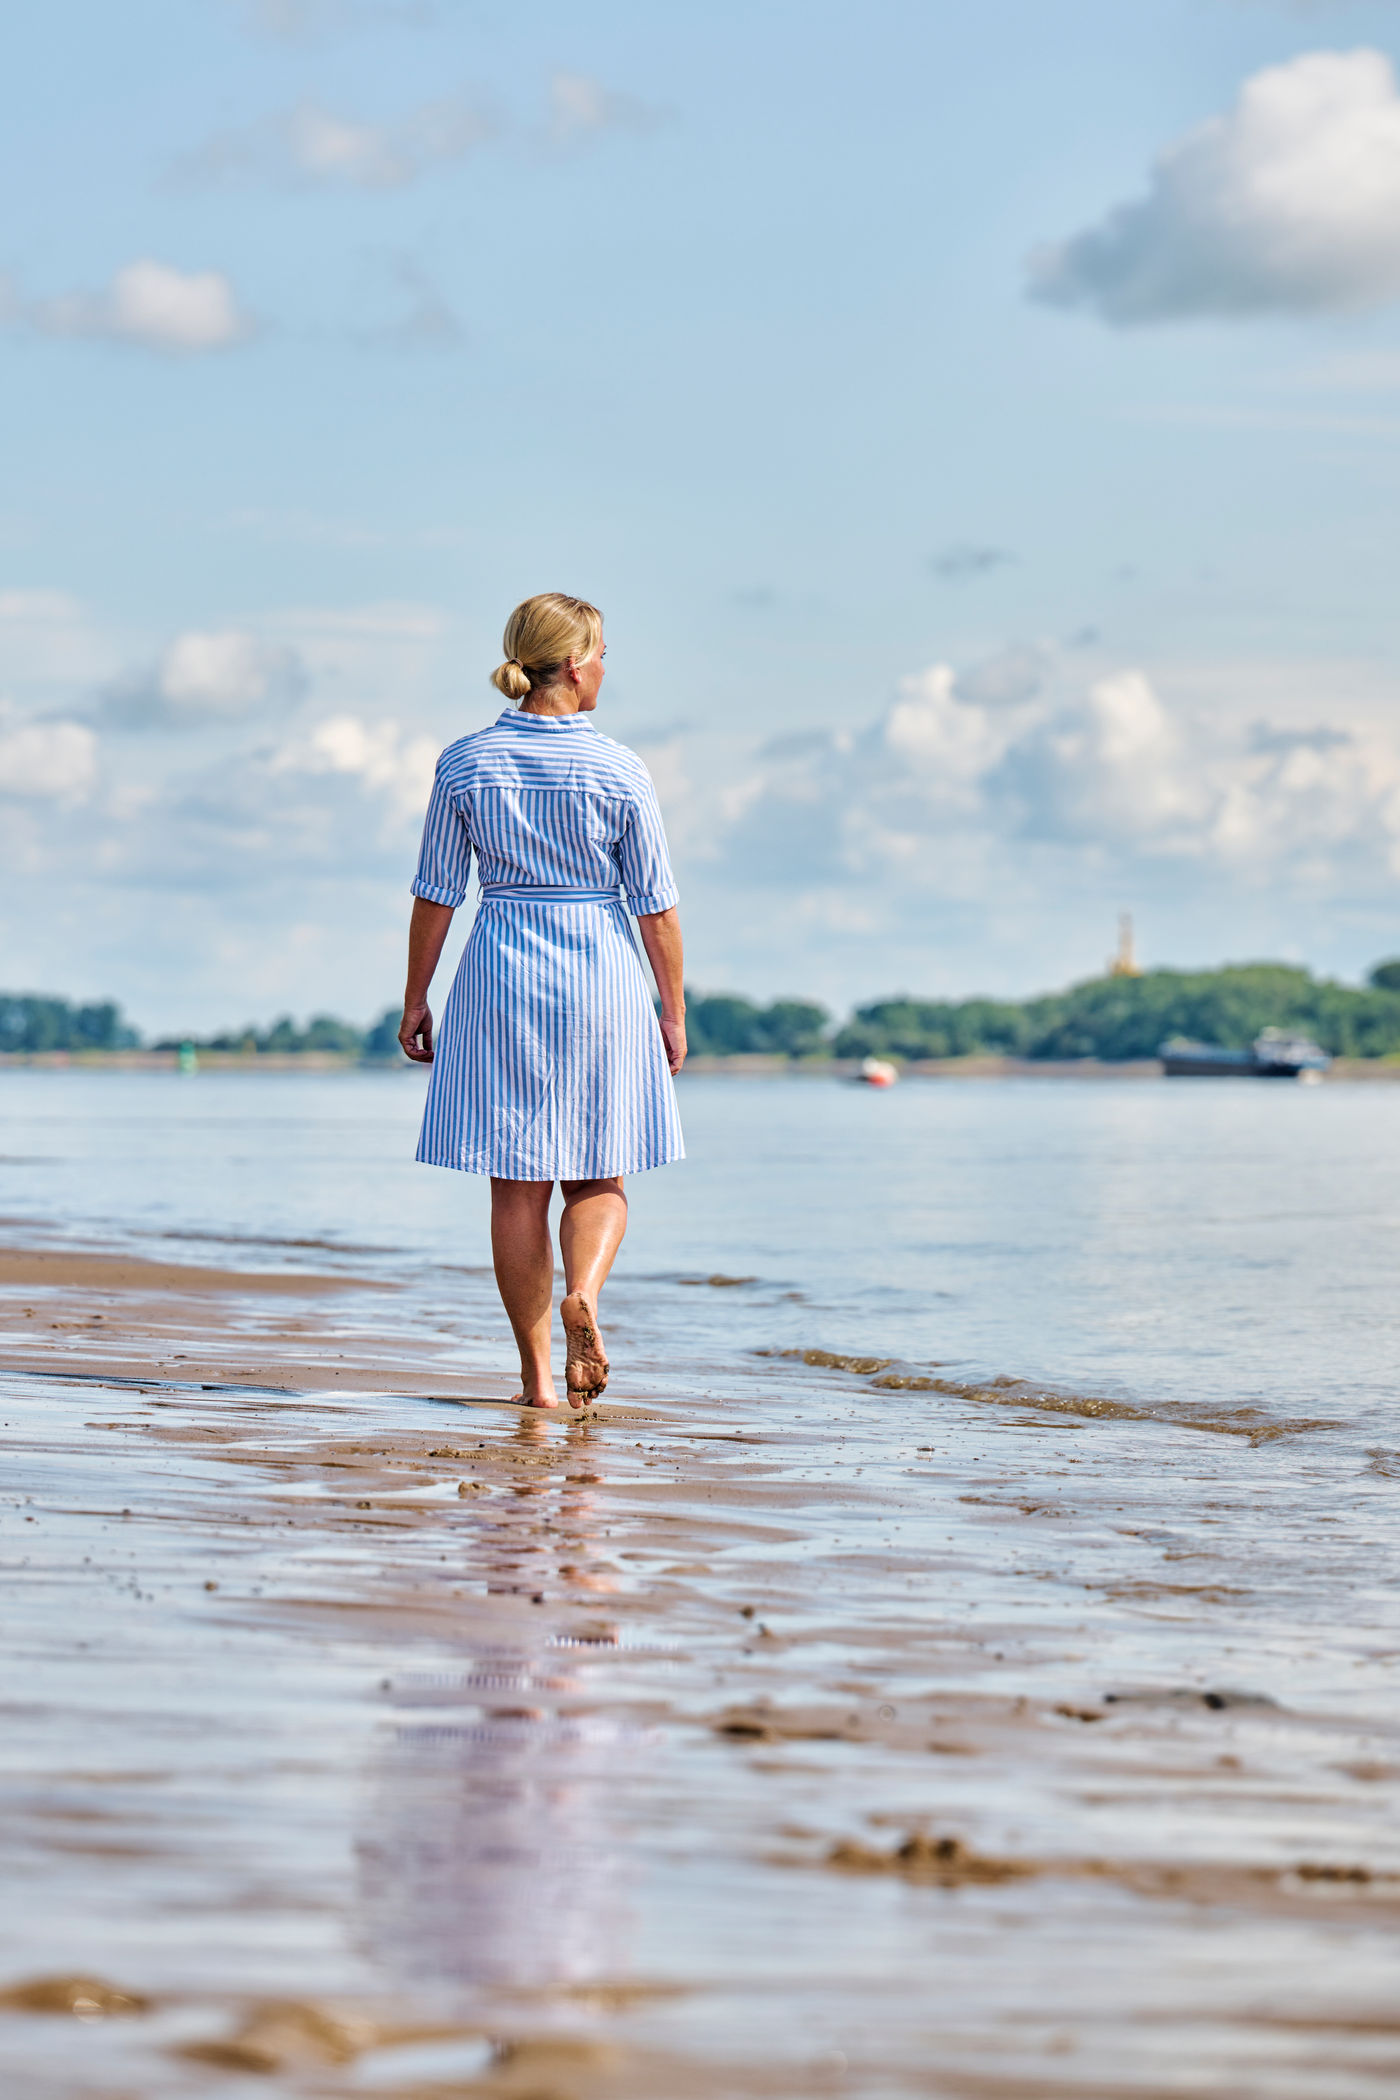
{"left": 5, "top": 1065, "right": 1400, "bottom": 1424}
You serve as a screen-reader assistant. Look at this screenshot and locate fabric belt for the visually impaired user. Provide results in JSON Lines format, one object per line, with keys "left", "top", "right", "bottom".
{"left": 478, "top": 883, "right": 624, "bottom": 904}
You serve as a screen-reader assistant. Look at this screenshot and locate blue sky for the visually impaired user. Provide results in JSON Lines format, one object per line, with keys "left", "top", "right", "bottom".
{"left": 5, "top": 0, "right": 1400, "bottom": 1030}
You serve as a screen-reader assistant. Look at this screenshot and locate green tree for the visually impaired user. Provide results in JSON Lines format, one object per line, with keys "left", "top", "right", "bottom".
{"left": 755, "top": 1000, "right": 830, "bottom": 1057}
{"left": 259, "top": 1016, "right": 302, "bottom": 1053}
{"left": 362, "top": 1009, "right": 406, "bottom": 1061}
{"left": 685, "top": 993, "right": 767, "bottom": 1056}
{"left": 0, "top": 994, "right": 139, "bottom": 1052}
{"left": 301, "top": 1014, "right": 364, "bottom": 1055}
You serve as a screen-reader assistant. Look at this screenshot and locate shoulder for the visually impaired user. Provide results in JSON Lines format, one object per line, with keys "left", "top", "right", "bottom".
{"left": 584, "top": 729, "right": 658, "bottom": 794}
{"left": 433, "top": 720, "right": 512, "bottom": 780}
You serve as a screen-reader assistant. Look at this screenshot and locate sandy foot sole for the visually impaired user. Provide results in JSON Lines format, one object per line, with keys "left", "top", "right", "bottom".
{"left": 560, "top": 1291, "right": 609, "bottom": 1406}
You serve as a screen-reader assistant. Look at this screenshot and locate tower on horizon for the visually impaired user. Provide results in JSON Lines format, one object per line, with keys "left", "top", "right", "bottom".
{"left": 1107, "top": 912, "right": 1142, "bottom": 978}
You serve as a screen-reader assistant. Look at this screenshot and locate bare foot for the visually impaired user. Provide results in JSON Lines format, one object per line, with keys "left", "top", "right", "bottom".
{"left": 560, "top": 1291, "right": 609, "bottom": 1407}
{"left": 512, "top": 1387, "right": 559, "bottom": 1410}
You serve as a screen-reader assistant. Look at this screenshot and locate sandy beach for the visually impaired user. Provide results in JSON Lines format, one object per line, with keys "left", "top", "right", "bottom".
{"left": 4, "top": 1154, "right": 1400, "bottom": 2098}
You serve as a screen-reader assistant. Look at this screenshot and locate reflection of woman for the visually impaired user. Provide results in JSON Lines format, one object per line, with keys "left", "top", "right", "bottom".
{"left": 399, "top": 594, "right": 686, "bottom": 1409}
{"left": 360, "top": 1428, "right": 635, "bottom": 1995}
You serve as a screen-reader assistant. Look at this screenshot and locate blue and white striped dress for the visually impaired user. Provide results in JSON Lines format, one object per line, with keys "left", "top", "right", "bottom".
{"left": 411, "top": 708, "right": 685, "bottom": 1181}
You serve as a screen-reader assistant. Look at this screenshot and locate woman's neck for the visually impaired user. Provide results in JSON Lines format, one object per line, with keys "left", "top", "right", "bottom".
{"left": 519, "top": 686, "right": 581, "bottom": 718}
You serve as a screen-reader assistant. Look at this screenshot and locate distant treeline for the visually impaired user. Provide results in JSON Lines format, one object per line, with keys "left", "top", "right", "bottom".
{"left": 154, "top": 1011, "right": 403, "bottom": 1059}
{"left": 6, "top": 961, "right": 1400, "bottom": 1064}
{"left": 0, "top": 994, "right": 401, "bottom": 1061}
{"left": 688, "top": 960, "right": 1400, "bottom": 1062}
{"left": 0, "top": 995, "right": 140, "bottom": 1054}
{"left": 832, "top": 960, "right": 1400, "bottom": 1062}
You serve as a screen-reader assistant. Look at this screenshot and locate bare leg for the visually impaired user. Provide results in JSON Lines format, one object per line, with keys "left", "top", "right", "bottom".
{"left": 558, "top": 1176, "right": 627, "bottom": 1406}
{"left": 490, "top": 1178, "right": 558, "bottom": 1407}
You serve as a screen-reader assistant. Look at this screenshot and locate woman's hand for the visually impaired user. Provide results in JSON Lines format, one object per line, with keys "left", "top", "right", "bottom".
{"left": 660, "top": 1012, "right": 687, "bottom": 1077}
{"left": 400, "top": 899, "right": 455, "bottom": 1063}
{"left": 637, "top": 907, "right": 686, "bottom": 1076}
{"left": 399, "top": 1002, "right": 434, "bottom": 1063}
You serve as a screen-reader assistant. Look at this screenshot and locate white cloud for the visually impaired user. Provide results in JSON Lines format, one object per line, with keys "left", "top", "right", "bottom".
{"left": 0, "top": 717, "right": 96, "bottom": 802}
{"left": 177, "top": 93, "right": 492, "bottom": 190}
{"left": 0, "top": 589, "right": 83, "bottom": 626}
{"left": 139, "top": 714, "right": 437, "bottom": 883}
{"left": 1030, "top": 48, "right": 1400, "bottom": 322}
{"left": 993, "top": 670, "right": 1208, "bottom": 846}
{"left": 953, "top": 643, "right": 1048, "bottom": 709}
{"left": 15, "top": 261, "right": 251, "bottom": 353}
{"left": 275, "top": 714, "right": 437, "bottom": 818}
{"left": 714, "top": 652, "right": 1400, "bottom": 905}
{"left": 2, "top": 711, "right": 438, "bottom": 899}
{"left": 102, "top": 629, "right": 308, "bottom": 728}
{"left": 549, "top": 72, "right": 665, "bottom": 145}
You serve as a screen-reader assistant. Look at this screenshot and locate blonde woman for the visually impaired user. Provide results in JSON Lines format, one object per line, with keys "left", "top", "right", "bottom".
{"left": 399, "top": 594, "right": 686, "bottom": 1408}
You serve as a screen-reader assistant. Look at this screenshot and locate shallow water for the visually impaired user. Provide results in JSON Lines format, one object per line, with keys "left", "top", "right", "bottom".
{"left": 2, "top": 1068, "right": 1400, "bottom": 2097}
{"left": 5, "top": 1067, "right": 1400, "bottom": 1421}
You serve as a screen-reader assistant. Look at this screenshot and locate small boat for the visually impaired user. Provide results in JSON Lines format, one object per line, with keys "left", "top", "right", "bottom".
{"left": 1160, "top": 1028, "right": 1330, "bottom": 1080}
{"left": 855, "top": 1056, "right": 899, "bottom": 1088}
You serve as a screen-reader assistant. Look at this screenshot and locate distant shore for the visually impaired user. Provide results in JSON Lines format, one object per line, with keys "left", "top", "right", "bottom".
{"left": 4, "top": 1049, "right": 1400, "bottom": 1080}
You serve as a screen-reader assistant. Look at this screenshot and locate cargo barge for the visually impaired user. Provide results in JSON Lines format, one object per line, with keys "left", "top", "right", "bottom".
{"left": 1159, "top": 1028, "right": 1330, "bottom": 1080}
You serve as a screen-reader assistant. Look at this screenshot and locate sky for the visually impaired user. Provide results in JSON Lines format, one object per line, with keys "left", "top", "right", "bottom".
{"left": 5, "top": 0, "right": 1400, "bottom": 1031}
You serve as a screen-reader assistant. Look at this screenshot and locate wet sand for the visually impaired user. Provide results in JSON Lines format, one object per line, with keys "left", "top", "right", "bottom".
{"left": 3, "top": 1240, "right": 1400, "bottom": 2097}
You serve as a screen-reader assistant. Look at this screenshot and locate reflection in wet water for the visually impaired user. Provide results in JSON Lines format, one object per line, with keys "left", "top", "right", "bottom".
{"left": 359, "top": 1420, "right": 643, "bottom": 1995}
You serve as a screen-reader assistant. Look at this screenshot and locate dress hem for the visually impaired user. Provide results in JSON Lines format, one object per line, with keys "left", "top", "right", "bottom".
{"left": 415, "top": 1147, "right": 685, "bottom": 1180}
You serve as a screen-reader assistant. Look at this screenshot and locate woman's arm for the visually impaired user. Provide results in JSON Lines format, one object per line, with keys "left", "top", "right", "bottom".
{"left": 637, "top": 907, "right": 686, "bottom": 1076}
{"left": 399, "top": 897, "right": 456, "bottom": 1062}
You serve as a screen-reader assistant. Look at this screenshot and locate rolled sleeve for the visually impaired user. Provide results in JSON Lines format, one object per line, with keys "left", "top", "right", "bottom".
{"left": 410, "top": 758, "right": 472, "bottom": 906}
{"left": 616, "top": 768, "right": 679, "bottom": 915}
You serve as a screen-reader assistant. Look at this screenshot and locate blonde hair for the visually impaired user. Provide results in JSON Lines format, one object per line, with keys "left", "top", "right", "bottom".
{"left": 491, "top": 592, "right": 603, "bottom": 702}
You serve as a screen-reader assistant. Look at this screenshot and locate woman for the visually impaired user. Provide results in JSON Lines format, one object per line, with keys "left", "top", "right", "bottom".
{"left": 398, "top": 593, "right": 686, "bottom": 1410}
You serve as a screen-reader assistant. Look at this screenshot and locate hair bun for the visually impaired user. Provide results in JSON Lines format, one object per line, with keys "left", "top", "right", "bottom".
{"left": 491, "top": 658, "right": 533, "bottom": 701}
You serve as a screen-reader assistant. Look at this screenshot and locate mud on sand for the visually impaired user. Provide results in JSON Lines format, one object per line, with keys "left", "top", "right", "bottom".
{"left": 2, "top": 1241, "right": 1400, "bottom": 2097}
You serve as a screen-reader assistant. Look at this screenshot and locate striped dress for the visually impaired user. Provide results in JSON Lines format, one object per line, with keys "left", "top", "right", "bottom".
{"left": 411, "top": 708, "right": 685, "bottom": 1181}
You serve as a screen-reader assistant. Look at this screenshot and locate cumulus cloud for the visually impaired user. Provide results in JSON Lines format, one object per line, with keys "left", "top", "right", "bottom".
{"left": 953, "top": 643, "right": 1048, "bottom": 709}
{"left": 4, "top": 261, "right": 251, "bottom": 353}
{"left": 0, "top": 715, "right": 96, "bottom": 802}
{"left": 714, "top": 652, "right": 1400, "bottom": 906}
{"left": 129, "top": 714, "right": 438, "bottom": 885}
{"left": 549, "top": 72, "right": 666, "bottom": 145}
{"left": 175, "top": 93, "right": 492, "bottom": 190}
{"left": 0, "top": 707, "right": 437, "bottom": 902}
{"left": 276, "top": 714, "right": 437, "bottom": 815}
{"left": 993, "top": 670, "right": 1208, "bottom": 846}
{"left": 101, "top": 630, "right": 309, "bottom": 728}
{"left": 1030, "top": 48, "right": 1400, "bottom": 322}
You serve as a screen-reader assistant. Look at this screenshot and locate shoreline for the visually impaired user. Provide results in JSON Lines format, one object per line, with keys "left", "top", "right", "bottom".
{"left": 5, "top": 1048, "right": 1400, "bottom": 1079}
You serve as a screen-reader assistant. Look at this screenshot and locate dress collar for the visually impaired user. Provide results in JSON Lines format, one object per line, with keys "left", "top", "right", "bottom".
{"left": 497, "top": 708, "right": 594, "bottom": 732}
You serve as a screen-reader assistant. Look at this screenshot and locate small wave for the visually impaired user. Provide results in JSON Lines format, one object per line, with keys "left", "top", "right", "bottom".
{"left": 154, "top": 1227, "right": 397, "bottom": 1256}
{"left": 759, "top": 1347, "right": 896, "bottom": 1376}
{"left": 759, "top": 1347, "right": 1338, "bottom": 1445}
